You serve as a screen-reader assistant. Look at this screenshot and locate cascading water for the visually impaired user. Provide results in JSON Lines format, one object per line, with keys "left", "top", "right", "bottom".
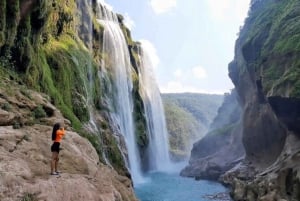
{"left": 75, "top": 0, "right": 112, "bottom": 166}
{"left": 97, "top": 4, "right": 144, "bottom": 184}
{"left": 138, "top": 41, "right": 172, "bottom": 171}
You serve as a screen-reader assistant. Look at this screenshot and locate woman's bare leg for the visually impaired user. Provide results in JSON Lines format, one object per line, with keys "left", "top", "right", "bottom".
{"left": 51, "top": 152, "right": 58, "bottom": 173}
{"left": 55, "top": 155, "right": 59, "bottom": 172}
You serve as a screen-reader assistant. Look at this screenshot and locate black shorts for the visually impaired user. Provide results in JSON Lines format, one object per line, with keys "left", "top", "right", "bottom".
{"left": 51, "top": 142, "right": 60, "bottom": 153}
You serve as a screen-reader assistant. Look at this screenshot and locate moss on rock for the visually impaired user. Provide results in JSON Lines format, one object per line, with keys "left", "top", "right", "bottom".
{"left": 0, "top": 1, "right": 6, "bottom": 47}
{"left": 5, "top": 0, "right": 20, "bottom": 47}
{"left": 239, "top": 0, "right": 300, "bottom": 98}
{"left": 0, "top": 0, "right": 149, "bottom": 179}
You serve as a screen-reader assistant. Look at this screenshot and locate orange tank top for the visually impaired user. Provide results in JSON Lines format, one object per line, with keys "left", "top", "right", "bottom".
{"left": 54, "top": 128, "right": 65, "bottom": 142}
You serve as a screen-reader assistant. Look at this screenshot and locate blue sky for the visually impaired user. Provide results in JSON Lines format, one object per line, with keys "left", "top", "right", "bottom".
{"left": 101, "top": 0, "right": 251, "bottom": 94}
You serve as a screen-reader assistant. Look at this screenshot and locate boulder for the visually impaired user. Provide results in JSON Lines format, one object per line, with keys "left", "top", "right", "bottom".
{"left": 0, "top": 125, "right": 137, "bottom": 201}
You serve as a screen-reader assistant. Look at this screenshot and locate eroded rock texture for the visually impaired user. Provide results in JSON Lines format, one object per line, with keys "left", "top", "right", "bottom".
{"left": 183, "top": 0, "right": 300, "bottom": 200}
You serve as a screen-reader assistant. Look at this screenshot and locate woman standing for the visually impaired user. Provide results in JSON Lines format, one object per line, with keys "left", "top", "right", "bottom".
{"left": 50, "top": 123, "right": 65, "bottom": 175}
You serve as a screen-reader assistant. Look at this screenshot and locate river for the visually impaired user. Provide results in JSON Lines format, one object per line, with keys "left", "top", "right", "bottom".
{"left": 135, "top": 171, "right": 232, "bottom": 201}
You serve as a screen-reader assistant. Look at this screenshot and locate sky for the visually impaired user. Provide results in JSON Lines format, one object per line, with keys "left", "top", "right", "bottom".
{"left": 101, "top": 0, "right": 251, "bottom": 94}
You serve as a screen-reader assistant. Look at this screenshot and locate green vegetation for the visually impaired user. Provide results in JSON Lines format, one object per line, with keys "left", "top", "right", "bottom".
{"left": 1, "top": 102, "right": 12, "bottom": 111}
{"left": 0, "top": 0, "right": 96, "bottom": 129}
{"left": 13, "top": 121, "right": 21, "bottom": 129}
{"left": 162, "top": 93, "right": 223, "bottom": 159}
{"left": 21, "top": 193, "right": 38, "bottom": 201}
{"left": 162, "top": 93, "right": 224, "bottom": 127}
{"left": 118, "top": 14, "right": 134, "bottom": 46}
{"left": 0, "top": 51, "right": 14, "bottom": 70}
{"left": 239, "top": 0, "right": 300, "bottom": 97}
{"left": 105, "top": 134, "right": 126, "bottom": 174}
{"left": 20, "top": 88, "right": 32, "bottom": 99}
{"left": 163, "top": 100, "right": 203, "bottom": 159}
{"left": 0, "top": 0, "right": 148, "bottom": 177}
{"left": 0, "top": 1, "right": 6, "bottom": 47}
{"left": 80, "top": 131, "right": 103, "bottom": 162}
{"left": 33, "top": 105, "right": 47, "bottom": 118}
{"left": 41, "top": 35, "right": 98, "bottom": 125}
{"left": 5, "top": 1, "right": 19, "bottom": 47}
{"left": 132, "top": 67, "right": 148, "bottom": 149}
{"left": 207, "top": 123, "right": 237, "bottom": 137}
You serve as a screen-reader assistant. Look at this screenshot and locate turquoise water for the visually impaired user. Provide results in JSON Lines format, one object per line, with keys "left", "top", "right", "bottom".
{"left": 134, "top": 172, "right": 232, "bottom": 201}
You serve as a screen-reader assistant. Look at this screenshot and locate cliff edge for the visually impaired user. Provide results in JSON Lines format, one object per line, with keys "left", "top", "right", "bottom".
{"left": 183, "top": 0, "right": 300, "bottom": 200}
{"left": 0, "top": 78, "right": 137, "bottom": 201}
{"left": 225, "top": 0, "right": 300, "bottom": 200}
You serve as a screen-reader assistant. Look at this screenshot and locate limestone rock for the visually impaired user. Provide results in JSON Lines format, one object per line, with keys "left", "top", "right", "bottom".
{"left": 0, "top": 108, "right": 15, "bottom": 126}
{"left": 0, "top": 80, "right": 137, "bottom": 201}
{"left": 181, "top": 91, "right": 244, "bottom": 180}
{"left": 216, "top": 0, "right": 300, "bottom": 200}
{"left": 221, "top": 134, "right": 300, "bottom": 201}
{"left": 0, "top": 125, "right": 137, "bottom": 201}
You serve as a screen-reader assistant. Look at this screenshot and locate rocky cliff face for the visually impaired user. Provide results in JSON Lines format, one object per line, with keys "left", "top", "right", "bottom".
{"left": 0, "top": 78, "right": 137, "bottom": 201}
{"left": 180, "top": 91, "right": 243, "bottom": 180}
{"left": 0, "top": 0, "right": 149, "bottom": 177}
{"left": 0, "top": 0, "right": 150, "bottom": 199}
{"left": 222, "top": 0, "right": 300, "bottom": 200}
{"left": 183, "top": 1, "right": 300, "bottom": 196}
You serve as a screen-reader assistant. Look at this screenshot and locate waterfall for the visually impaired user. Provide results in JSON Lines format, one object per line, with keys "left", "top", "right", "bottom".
{"left": 97, "top": 4, "right": 144, "bottom": 184}
{"left": 138, "top": 41, "right": 172, "bottom": 171}
{"left": 74, "top": 0, "right": 112, "bottom": 166}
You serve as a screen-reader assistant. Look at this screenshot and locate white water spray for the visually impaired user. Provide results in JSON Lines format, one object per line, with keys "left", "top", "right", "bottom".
{"left": 138, "top": 41, "right": 172, "bottom": 171}
{"left": 97, "top": 4, "right": 144, "bottom": 184}
{"left": 75, "top": 0, "right": 112, "bottom": 166}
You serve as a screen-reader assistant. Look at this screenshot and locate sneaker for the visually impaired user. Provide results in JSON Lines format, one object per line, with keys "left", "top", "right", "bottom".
{"left": 55, "top": 171, "right": 61, "bottom": 174}
{"left": 51, "top": 172, "right": 59, "bottom": 175}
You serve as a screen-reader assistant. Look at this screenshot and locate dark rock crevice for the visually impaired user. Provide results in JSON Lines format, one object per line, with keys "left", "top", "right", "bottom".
{"left": 268, "top": 96, "right": 300, "bottom": 134}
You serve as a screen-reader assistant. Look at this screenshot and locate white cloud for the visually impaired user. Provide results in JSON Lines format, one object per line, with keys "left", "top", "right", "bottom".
{"left": 150, "top": 0, "right": 177, "bottom": 14}
{"left": 192, "top": 66, "right": 207, "bottom": 79}
{"left": 173, "top": 68, "right": 182, "bottom": 78}
{"left": 124, "top": 13, "right": 135, "bottom": 30}
{"left": 140, "top": 39, "right": 160, "bottom": 69}
{"left": 206, "top": 0, "right": 250, "bottom": 23}
{"left": 160, "top": 81, "right": 224, "bottom": 94}
{"left": 160, "top": 81, "right": 192, "bottom": 93}
{"left": 207, "top": 0, "right": 230, "bottom": 21}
